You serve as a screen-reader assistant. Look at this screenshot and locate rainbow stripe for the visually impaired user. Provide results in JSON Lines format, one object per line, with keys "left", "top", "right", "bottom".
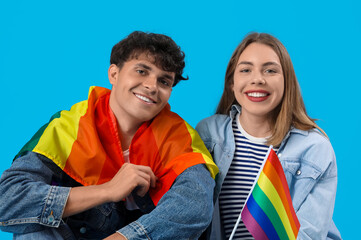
{"left": 16, "top": 86, "right": 218, "bottom": 205}
{"left": 239, "top": 147, "right": 300, "bottom": 240}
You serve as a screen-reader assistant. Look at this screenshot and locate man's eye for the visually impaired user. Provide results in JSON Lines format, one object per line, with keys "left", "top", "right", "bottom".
{"left": 136, "top": 69, "right": 146, "bottom": 75}
{"left": 159, "top": 78, "right": 172, "bottom": 87}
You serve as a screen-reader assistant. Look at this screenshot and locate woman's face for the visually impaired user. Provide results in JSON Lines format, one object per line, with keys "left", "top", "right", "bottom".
{"left": 232, "top": 42, "right": 284, "bottom": 120}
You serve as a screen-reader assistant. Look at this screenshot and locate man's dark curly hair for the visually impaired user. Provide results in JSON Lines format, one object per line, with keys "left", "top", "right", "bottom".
{"left": 110, "top": 31, "right": 188, "bottom": 87}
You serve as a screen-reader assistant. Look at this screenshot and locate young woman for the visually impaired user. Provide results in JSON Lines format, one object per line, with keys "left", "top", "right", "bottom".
{"left": 196, "top": 33, "right": 341, "bottom": 240}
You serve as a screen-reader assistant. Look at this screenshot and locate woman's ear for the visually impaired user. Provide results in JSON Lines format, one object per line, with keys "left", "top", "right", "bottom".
{"left": 108, "top": 64, "right": 119, "bottom": 85}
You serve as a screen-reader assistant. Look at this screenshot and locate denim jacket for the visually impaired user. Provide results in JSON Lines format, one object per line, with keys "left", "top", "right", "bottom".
{"left": 0, "top": 152, "right": 215, "bottom": 239}
{"left": 196, "top": 105, "right": 341, "bottom": 240}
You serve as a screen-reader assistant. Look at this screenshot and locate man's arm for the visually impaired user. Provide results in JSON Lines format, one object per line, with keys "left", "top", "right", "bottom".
{"left": 117, "top": 164, "right": 215, "bottom": 240}
{"left": 63, "top": 163, "right": 157, "bottom": 217}
{"left": 0, "top": 152, "right": 156, "bottom": 235}
{"left": 0, "top": 152, "right": 70, "bottom": 233}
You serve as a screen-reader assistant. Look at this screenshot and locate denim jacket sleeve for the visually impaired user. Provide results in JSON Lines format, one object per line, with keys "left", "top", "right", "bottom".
{"left": 0, "top": 152, "right": 70, "bottom": 234}
{"left": 117, "top": 164, "right": 215, "bottom": 240}
{"left": 279, "top": 130, "right": 339, "bottom": 240}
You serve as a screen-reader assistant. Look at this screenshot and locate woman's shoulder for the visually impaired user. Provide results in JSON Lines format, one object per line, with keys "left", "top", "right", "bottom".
{"left": 196, "top": 114, "right": 230, "bottom": 132}
{"left": 288, "top": 127, "right": 332, "bottom": 149}
{"left": 285, "top": 127, "right": 336, "bottom": 172}
{"left": 198, "top": 114, "right": 229, "bottom": 123}
{"left": 195, "top": 114, "right": 233, "bottom": 141}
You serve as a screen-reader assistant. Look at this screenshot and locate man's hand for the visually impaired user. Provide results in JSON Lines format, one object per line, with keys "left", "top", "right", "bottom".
{"left": 63, "top": 163, "right": 157, "bottom": 218}
{"left": 102, "top": 163, "right": 157, "bottom": 202}
{"left": 103, "top": 232, "right": 127, "bottom": 240}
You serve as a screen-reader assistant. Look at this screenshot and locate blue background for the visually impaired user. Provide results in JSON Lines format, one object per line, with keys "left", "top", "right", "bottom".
{"left": 1, "top": 0, "right": 360, "bottom": 239}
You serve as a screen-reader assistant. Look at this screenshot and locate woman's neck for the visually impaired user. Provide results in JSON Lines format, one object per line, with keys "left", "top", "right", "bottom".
{"left": 238, "top": 113, "right": 272, "bottom": 138}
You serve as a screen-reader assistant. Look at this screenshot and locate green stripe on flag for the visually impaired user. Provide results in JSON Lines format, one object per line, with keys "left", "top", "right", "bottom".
{"left": 252, "top": 183, "right": 289, "bottom": 240}
{"left": 14, "top": 111, "right": 62, "bottom": 160}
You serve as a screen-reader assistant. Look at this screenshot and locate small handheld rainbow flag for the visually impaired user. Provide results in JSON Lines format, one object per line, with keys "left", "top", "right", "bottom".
{"left": 229, "top": 146, "right": 300, "bottom": 240}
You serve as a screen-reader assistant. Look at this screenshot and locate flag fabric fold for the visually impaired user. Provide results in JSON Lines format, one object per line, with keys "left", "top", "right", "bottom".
{"left": 15, "top": 86, "right": 218, "bottom": 206}
{"left": 230, "top": 146, "right": 300, "bottom": 240}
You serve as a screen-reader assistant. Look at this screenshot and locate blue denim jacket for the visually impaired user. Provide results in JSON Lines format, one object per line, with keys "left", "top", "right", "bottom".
{"left": 196, "top": 105, "right": 342, "bottom": 240}
{"left": 0, "top": 152, "right": 215, "bottom": 239}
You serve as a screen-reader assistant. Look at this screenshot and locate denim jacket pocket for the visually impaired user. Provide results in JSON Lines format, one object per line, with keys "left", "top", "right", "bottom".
{"left": 281, "top": 160, "right": 322, "bottom": 211}
{"left": 66, "top": 202, "right": 126, "bottom": 239}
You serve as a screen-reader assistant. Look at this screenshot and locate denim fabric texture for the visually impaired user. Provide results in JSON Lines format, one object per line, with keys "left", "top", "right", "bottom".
{"left": 196, "top": 105, "right": 342, "bottom": 240}
{"left": 0, "top": 152, "right": 215, "bottom": 239}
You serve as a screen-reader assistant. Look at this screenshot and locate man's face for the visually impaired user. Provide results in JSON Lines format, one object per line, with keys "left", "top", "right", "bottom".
{"left": 108, "top": 53, "right": 175, "bottom": 128}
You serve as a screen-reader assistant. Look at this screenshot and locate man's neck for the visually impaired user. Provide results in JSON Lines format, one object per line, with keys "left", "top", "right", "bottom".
{"left": 108, "top": 99, "right": 143, "bottom": 151}
{"left": 116, "top": 118, "right": 142, "bottom": 151}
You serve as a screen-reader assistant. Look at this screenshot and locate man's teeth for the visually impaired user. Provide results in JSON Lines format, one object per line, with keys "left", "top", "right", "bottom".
{"left": 247, "top": 92, "right": 268, "bottom": 97}
{"left": 135, "top": 94, "right": 154, "bottom": 103}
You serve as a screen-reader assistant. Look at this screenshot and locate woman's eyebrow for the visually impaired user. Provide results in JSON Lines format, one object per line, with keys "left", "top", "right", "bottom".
{"left": 237, "top": 61, "right": 253, "bottom": 66}
{"left": 263, "top": 61, "right": 281, "bottom": 67}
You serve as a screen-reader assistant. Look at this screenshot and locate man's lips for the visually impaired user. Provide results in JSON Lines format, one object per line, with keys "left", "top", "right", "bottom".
{"left": 244, "top": 90, "right": 270, "bottom": 102}
{"left": 134, "top": 93, "right": 156, "bottom": 104}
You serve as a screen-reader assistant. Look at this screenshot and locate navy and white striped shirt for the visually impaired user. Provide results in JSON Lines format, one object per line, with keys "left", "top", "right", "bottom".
{"left": 219, "top": 113, "right": 278, "bottom": 239}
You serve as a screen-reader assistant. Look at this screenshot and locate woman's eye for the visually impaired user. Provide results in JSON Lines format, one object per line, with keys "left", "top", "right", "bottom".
{"left": 265, "top": 69, "right": 277, "bottom": 74}
{"left": 240, "top": 69, "right": 250, "bottom": 73}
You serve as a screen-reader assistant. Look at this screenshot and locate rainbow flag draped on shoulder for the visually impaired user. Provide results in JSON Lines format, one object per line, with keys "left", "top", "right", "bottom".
{"left": 15, "top": 86, "right": 218, "bottom": 205}
{"left": 230, "top": 146, "right": 300, "bottom": 240}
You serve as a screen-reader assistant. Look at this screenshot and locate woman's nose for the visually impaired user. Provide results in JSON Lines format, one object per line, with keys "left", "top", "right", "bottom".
{"left": 251, "top": 72, "right": 266, "bottom": 85}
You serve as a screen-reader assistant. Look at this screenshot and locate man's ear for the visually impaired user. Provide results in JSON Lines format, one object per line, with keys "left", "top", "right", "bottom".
{"left": 108, "top": 64, "right": 119, "bottom": 85}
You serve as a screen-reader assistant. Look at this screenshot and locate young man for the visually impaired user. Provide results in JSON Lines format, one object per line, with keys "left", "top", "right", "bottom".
{"left": 0, "top": 31, "right": 218, "bottom": 240}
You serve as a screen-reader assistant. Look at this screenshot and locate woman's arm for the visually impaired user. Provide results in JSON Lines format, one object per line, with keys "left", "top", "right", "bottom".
{"left": 286, "top": 134, "right": 339, "bottom": 240}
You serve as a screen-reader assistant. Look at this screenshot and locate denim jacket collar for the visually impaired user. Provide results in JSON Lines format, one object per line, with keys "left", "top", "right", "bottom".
{"left": 230, "top": 104, "right": 309, "bottom": 145}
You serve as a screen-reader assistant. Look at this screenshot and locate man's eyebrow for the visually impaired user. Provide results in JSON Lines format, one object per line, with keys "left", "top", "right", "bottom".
{"left": 161, "top": 73, "right": 175, "bottom": 81}
{"left": 135, "top": 63, "right": 152, "bottom": 70}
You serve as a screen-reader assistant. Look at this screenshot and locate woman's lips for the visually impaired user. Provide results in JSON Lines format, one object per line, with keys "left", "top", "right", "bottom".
{"left": 245, "top": 90, "right": 270, "bottom": 102}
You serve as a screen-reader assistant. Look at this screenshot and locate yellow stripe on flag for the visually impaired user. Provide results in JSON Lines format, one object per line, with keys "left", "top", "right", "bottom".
{"left": 33, "top": 99, "right": 89, "bottom": 169}
{"left": 258, "top": 172, "right": 296, "bottom": 240}
{"left": 184, "top": 121, "right": 218, "bottom": 179}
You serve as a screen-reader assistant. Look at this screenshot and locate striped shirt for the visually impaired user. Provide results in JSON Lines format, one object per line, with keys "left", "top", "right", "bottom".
{"left": 219, "top": 113, "right": 278, "bottom": 239}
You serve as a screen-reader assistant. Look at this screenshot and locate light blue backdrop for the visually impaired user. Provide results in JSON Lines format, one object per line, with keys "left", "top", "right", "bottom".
{"left": 1, "top": 0, "right": 359, "bottom": 239}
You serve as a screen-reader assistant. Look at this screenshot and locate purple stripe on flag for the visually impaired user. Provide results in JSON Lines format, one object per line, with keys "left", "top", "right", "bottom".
{"left": 242, "top": 205, "right": 269, "bottom": 240}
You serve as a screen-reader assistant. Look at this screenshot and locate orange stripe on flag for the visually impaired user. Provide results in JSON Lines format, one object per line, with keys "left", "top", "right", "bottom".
{"left": 268, "top": 150, "right": 300, "bottom": 230}
{"left": 263, "top": 158, "right": 299, "bottom": 238}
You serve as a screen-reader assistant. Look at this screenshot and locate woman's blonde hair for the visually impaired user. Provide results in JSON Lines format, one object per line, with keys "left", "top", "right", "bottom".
{"left": 216, "top": 32, "right": 326, "bottom": 146}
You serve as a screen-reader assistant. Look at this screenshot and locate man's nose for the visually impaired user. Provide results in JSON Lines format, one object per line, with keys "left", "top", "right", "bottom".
{"left": 143, "top": 76, "right": 158, "bottom": 93}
